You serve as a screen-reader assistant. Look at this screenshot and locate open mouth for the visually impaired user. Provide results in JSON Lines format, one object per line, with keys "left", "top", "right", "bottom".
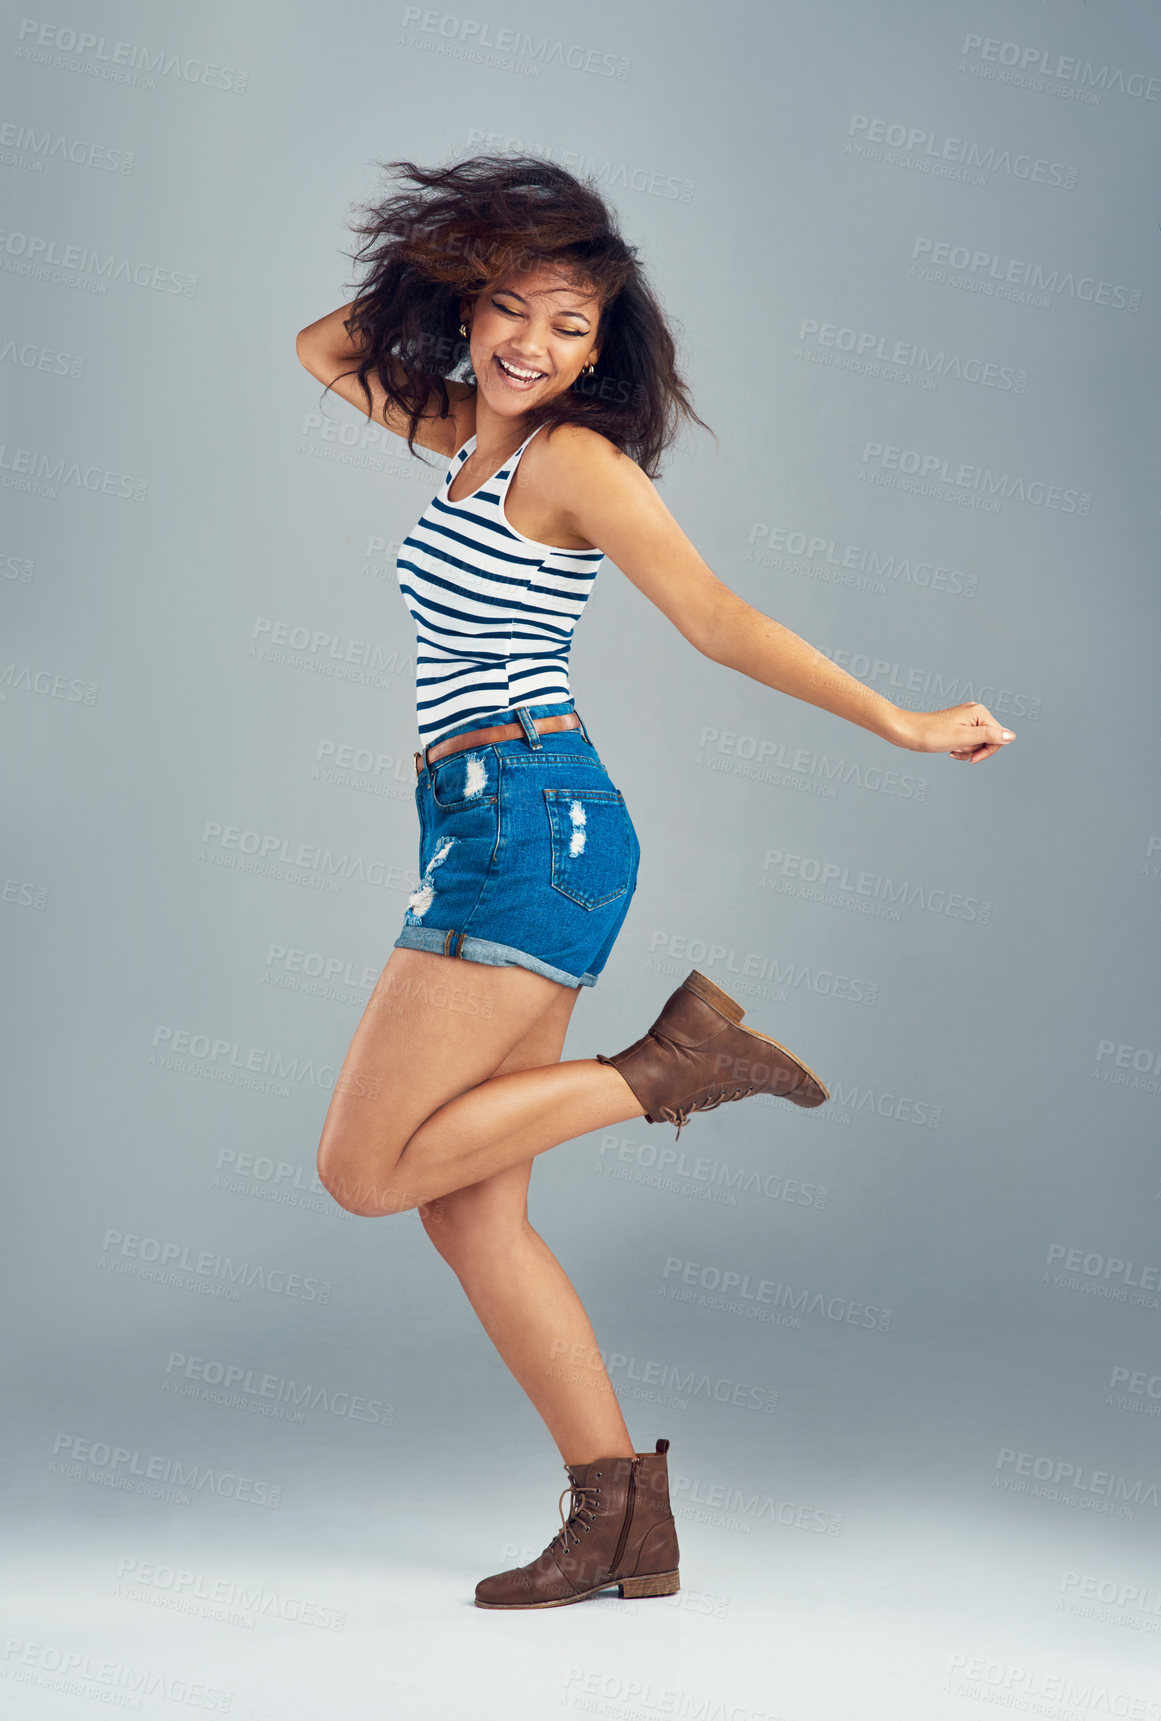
{"left": 494, "top": 355, "right": 546, "bottom": 386}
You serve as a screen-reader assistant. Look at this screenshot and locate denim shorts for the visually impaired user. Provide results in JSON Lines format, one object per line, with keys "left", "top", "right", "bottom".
{"left": 393, "top": 700, "right": 641, "bottom": 988}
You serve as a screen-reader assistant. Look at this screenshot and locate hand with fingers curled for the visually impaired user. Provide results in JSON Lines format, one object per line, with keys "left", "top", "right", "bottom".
{"left": 891, "top": 701, "right": 1016, "bottom": 764}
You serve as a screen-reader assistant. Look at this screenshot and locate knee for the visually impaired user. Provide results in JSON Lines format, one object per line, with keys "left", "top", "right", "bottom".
{"left": 317, "top": 1146, "right": 425, "bottom": 1219}
{"left": 317, "top": 1094, "right": 432, "bottom": 1216}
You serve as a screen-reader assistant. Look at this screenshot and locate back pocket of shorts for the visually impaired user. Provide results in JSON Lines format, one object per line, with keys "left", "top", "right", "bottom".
{"left": 543, "top": 787, "right": 632, "bottom": 910}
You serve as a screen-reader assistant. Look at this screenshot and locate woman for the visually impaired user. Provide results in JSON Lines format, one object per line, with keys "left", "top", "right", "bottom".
{"left": 296, "top": 155, "right": 1015, "bottom": 1611}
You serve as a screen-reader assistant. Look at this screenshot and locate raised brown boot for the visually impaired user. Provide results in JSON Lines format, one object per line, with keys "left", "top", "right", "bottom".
{"left": 597, "top": 968, "right": 829, "bottom": 1136}
{"left": 474, "top": 1438, "right": 680, "bottom": 1609}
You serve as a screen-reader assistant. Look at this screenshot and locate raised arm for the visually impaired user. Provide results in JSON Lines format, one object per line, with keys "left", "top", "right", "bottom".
{"left": 556, "top": 428, "right": 1015, "bottom": 765}
{"left": 296, "top": 301, "right": 465, "bottom": 453}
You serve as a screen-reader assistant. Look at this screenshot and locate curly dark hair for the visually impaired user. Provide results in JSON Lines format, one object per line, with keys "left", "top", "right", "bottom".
{"left": 336, "top": 153, "right": 713, "bottom": 478}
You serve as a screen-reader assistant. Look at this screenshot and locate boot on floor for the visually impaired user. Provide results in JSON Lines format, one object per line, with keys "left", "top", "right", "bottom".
{"left": 474, "top": 1438, "right": 680, "bottom": 1609}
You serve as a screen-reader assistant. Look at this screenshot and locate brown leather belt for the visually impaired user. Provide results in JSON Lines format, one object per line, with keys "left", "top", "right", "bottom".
{"left": 414, "top": 711, "right": 583, "bottom": 775}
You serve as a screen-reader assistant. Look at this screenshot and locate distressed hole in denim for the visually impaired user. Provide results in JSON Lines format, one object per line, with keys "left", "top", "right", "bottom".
{"left": 407, "top": 837, "right": 455, "bottom": 919}
{"left": 568, "top": 800, "right": 586, "bottom": 857}
{"left": 464, "top": 755, "right": 487, "bottom": 799}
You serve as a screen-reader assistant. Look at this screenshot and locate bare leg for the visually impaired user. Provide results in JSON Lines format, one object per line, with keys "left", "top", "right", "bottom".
{"left": 317, "top": 947, "right": 644, "bottom": 1217}
{"left": 419, "top": 1170, "right": 632, "bottom": 1452}
{"left": 426, "top": 1177, "right": 635, "bottom": 1464}
{"left": 418, "top": 986, "right": 634, "bottom": 1464}
{"left": 402, "top": 1058, "right": 635, "bottom": 1197}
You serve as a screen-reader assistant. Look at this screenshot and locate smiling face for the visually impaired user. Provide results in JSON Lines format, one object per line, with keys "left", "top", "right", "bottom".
{"left": 461, "top": 261, "right": 602, "bottom": 420}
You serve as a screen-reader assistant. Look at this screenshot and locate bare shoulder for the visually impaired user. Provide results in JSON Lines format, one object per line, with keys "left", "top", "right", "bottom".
{"left": 507, "top": 422, "right": 642, "bottom": 551}
{"left": 528, "top": 425, "right": 731, "bottom": 655}
{"left": 538, "top": 421, "right": 638, "bottom": 479}
{"left": 534, "top": 422, "right": 648, "bottom": 507}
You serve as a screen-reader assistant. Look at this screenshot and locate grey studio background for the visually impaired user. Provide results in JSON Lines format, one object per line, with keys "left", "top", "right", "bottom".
{"left": 3, "top": 0, "right": 1160, "bottom": 1716}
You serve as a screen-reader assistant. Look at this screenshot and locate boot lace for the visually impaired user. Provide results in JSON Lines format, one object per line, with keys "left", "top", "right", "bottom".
{"left": 546, "top": 1477, "right": 602, "bottom": 1555}
{"left": 661, "top": 1083, "right": 759, "bottom": 1138}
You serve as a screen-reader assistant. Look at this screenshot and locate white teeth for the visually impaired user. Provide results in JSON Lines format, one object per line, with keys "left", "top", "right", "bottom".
{"left": 497, "top": 356, "right": 543, "bottom": 381}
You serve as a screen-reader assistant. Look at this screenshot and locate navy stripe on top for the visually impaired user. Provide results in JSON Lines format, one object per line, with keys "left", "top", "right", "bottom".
{"left": 395, "top": 422, "right": 604, "bottom": 744}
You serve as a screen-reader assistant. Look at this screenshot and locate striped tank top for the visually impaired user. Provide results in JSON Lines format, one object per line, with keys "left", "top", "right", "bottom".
{"left": 395, "top": 421, "right": 605, "bottom": 744}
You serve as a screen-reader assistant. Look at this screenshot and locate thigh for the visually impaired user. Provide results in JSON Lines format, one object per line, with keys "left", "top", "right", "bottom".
{"left": 316, "top": 947, "right": 578, "bottom": 1197}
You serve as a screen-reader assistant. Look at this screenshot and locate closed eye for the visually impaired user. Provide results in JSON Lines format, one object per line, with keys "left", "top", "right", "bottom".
{"left": 491, "top": 300, "right": 587, "bottom": 336}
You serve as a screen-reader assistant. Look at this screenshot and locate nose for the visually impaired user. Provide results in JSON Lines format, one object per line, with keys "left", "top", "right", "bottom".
{"left": 507, "top": 322, "right": 549, "bottom": 356}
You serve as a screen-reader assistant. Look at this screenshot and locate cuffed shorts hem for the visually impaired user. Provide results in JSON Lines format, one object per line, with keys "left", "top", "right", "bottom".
{"left": 392, "top": 926, "right": 597, "bottom": 989}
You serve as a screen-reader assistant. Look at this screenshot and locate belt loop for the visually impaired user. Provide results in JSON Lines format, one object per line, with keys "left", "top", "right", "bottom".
{"left": 575, "top": 709, "right": 591, "bottom": 746}
{"left": 513, "top": 705, "right": 542, "bottom": 750}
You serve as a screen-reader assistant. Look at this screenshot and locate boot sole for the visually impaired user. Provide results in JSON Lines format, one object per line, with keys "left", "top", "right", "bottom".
{"left": 685, "top": 969, "right": 830, "bottom": 1104}
{"left": 475, "top": 1569, "right": 681, "bottom": 1609}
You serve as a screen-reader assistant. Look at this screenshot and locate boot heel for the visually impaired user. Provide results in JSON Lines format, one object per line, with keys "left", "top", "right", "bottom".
{"left": 683, "top": 970, "right": 744, "bottom": 1024}
{"left": 620, "top": 1569, "right": 680, "bottom": 1598}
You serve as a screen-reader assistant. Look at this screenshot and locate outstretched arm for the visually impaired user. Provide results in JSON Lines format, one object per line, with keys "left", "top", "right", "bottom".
{"left": 558, "top": 429, "right": 1015, "bottom": 765}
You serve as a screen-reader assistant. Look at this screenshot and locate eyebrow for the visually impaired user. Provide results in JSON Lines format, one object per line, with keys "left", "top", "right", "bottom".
{"left": 492, "top": 287, "right": 594, "bottom": 322}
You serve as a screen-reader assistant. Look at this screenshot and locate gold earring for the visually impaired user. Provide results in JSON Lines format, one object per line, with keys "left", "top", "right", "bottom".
{"left": 459, "top": 322, "right": 469, "bottom": 337}
{"left": 583, "top": 362, "right": 596, "bottom": 374}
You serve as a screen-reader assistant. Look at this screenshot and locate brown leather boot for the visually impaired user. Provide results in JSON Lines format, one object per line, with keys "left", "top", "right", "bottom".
{"left": 474, "top": 1438, "right": 680, "bottom": 1609}
{"left": 597, "top": 968, "right": 829, "bottom": 1136}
